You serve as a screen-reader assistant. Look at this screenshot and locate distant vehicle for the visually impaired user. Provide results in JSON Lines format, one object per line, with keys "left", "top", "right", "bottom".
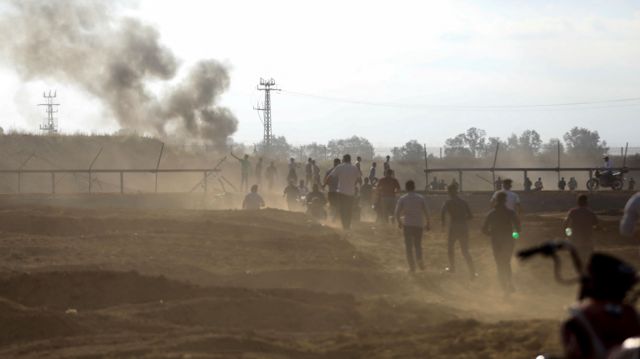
{"left": 586, "top": 168, "right": 628, "bottom": 191}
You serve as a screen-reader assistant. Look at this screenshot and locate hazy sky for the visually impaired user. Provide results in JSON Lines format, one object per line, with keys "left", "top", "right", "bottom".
{"left": 1, "top": 0, "right": 639, "bottom": 149}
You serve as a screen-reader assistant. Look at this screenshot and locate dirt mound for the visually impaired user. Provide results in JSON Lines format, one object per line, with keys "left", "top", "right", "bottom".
{"left": 0, "top": 270, "right": 203, "bottom": 310}
{"left": 0, "top": 298, "right": 82, "bottom": 345}
{"left": 139, "top": 295, "right": 359, "bottom": 332}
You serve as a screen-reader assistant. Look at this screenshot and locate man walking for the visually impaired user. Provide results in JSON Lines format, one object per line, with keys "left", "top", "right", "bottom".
{"left": 305, "top": 158, "right": 313, "bottom": 186}
{"left": 563, "top": 194, "right": 598, "bottom": 263}
{"left": 441, "top": 183, "right": 476, "bottom": 278}
{"left": 265, "top": 161, "right": 277, "bottom": 190}
{"left": 395, "top": 180, "right": 431, "bottom": 273}
{"left": 482, "top": 192, "right": 521, "bottom": 296}
{"left": 324, "top": 158, "right": 341, "bottom": 221}
{"left": 377, "top": 169, "right": 401, "bottom": 223}
{"left": 326, "top": 154, "right": 360, "bottom": 229}
{"left": 490, "top": 178, "right": 521, "bottom": 215}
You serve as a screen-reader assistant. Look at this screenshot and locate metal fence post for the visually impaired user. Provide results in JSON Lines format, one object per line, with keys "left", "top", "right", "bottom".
{"left": 51, "top": 172, "right": 55, "bottom": 194}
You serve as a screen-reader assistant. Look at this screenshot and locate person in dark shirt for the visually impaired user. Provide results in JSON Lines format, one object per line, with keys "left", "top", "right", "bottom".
{"left": 524, "top": 176, "right": 533, "bottom": 192}
{"left": 482, "top": 192, "right": 521, "bottom": 295}
{"left": 563, "top": 194, "right": 599, "bottom": 263}
{"left": 306, "top": 184, "right": 327, "bottom": 219}
{"left": 283, "top": 181, "right": 300, "bottom": 211}
{"left": 558, "top": 177, "right": 567, "bottom": 191}
{"left": 441, "top": 183, "right": 476, "bottom": 278}
{"left": 562, "top": 254, "right": 640, "bottom": 359}
{"left": 360, "top": 177, "right": 373, "bottom": 209}
{"left": 376, "top": 169, "right": 401, "bottom": 223}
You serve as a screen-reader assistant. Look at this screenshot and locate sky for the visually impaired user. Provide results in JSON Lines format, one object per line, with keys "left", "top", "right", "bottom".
{"left": 1, "top": 0, "right": 640, "bottom": 150}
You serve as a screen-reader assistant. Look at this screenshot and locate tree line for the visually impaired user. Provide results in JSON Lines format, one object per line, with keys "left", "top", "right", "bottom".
{"left": 251, "top": 127, "right": 610, "bottom": 163}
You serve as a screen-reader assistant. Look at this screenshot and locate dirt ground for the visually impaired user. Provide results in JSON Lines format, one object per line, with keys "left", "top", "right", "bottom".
{"left": 0, "top": 193, "right": 637, "bottom": 358}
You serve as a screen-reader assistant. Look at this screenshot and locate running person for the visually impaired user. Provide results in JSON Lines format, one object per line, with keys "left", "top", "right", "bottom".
{"left": 326, "top": 154, "right": 360, "bottom": 230}
{"left": 395, "top": 180, "right": 431, "bottom": 273}
{"left": 482, "top": 192, "right": 521, "bottom": 295}
{"left": 563, "top": 194, "right": 598, "bottom": 263}
{"left": 441, "top": 183, "right": 476, "bottom": 278}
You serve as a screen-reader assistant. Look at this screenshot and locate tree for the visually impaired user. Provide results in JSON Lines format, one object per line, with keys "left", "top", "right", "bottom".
{"left": 327, "top": 136, "right": 375, "bottom": 160}
{"left": 563, "top": 127, "right": 608, "bottom": 158}
{"left": 444, "top": 128, "right": 486, "bottom": 158}
{"left": 256, "top": 135, "right": 292, "bottom": 159}
{"left": 463, "top": 127, "right": 486, "bottom": 158}
{"left": 444, "top": 134, "right": 473, "bottom": 157}
{"left": 303, "top": 142, "right": 328, "bottom": 161}
{"left": 481, "top": 137, "right": 506, "bottom": 158}
{"left": 391, "top": 140, "right": 424, "bottom": 161}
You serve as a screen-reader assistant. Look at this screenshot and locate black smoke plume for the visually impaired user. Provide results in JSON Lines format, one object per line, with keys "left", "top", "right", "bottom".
{"left": 0, "top": 0, "right": 237, "bottom": 148}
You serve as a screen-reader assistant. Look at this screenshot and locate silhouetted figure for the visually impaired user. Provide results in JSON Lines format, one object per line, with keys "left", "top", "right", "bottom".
{"left": 490, "top": 178, "right": 521, "bottom": 214}
{"left": 534, "top": 177, "right": 544, "bottom": 191}
{"left": 327, "top": 154, "right": 360, "bottom": 229}
{"left": 242, "top": 184, "right": 265, "bottom": 210}
{"left": 265, "top": 161, "right": 277, "bottom": 190}
{"left": 482, "top": 192, "right": 521, "bottom": 295}
{"left": 430, "top": 177, "right": 439, "bottom": 191}
{"left": 255, "top": 157, "right": 263, "bottom": 185}
{"left": 324, "top": 158, "right": 341, "bottom": 221}
{"left": 524, "top": 176, "right": 533, "bottom": 192}
{"left": 494, "top": 176, "right": 503, "bottom": 191}
{"left": 298, "top": 180, "right": 308, "bottom": 198}
{"left": 395, "top": 180, "right": 430, "bottom": 273}
{"left": 563, "top": 194, "right": 598, "bottom": 263}
{"left": 441, "top": 183, "right": 476, "bottom": 278}
{"left": 439, "top": 179, "right": 446, "bottom": 190}
{"left": 368, "top": 162, "right": 378, "bottom": 185}
{"left": 377, "top": 169, "right": 401, "bottom": 224}
{"left": 568, "top": 177, "right": 578, "bottom": 191}
{"left": 383, "top": 155, "right": 391, "bottom": 173}
{"left": 559, "top": 177, "right": 567, "bottom": 191}
{"left": 306, "top": 184, "right": 327, "bottom": 220}
{"left": 360, "top": 177, "right": 373, "bottom": 210}
{"left": 305, "top": 158, "right": 313, "bottom": 186}
{"left": 287, "top": 158, "right": 298, "bottom": 184}
{"left": 283, "top": 181, "right": 300, "bottom": 211}
{"left": 620, "top": 192, "right": 640, "bottom": 237}
{"left": 312, "top": 160, "right": 321, "bottom": 187}
{"left": 231, "top": 152, "right": 251, "bottom": 192}
{"left": 629, "top": 177, "right": 636, "bottom": 191}
{"left": 562, "top": 254, "right": 640, "bottom": 359}
{"left": 355, "top": 156, "right": 363, "bottom": 177}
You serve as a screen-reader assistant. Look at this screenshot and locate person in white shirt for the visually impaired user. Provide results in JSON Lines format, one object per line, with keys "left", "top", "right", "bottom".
{"left": 490, "top": 178, "right": 521, "bottom": 215}
{"left": 395, "top": 180, "right": 431, "bottom": 272}
{"left": 620, "top": 192, "right": 640, "bottom": 237}
{"left": 327, "top": 154, "right": 361, "bottom": 229}
{"left": 603, "top": 155, "right": 613, "bottom": 170}
{"left": 242, "top": 185, "right": 265, "bottom": 210}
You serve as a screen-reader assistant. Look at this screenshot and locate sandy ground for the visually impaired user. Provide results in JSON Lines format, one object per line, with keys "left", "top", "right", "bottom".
{"left": 0, "top": 197, "right": 637, "bottom": 358}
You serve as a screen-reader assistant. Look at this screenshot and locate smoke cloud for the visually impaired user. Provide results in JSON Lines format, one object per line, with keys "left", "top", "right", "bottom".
{"left": 0, "top": 0, "right": 237, "bottom": 148}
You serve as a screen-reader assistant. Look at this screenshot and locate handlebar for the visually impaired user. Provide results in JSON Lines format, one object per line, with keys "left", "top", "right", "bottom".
{"left": 517, "top": 240, "right": 585, "bottom": 285}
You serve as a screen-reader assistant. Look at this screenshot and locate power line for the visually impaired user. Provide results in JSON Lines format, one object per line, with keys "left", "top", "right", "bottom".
{"left": 277, "top": 89, "right": 640, "bottom": 110}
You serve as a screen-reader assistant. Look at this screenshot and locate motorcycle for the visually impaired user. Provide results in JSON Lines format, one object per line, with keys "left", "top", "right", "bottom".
{"left": 586, "top": 168, "right": 628, "bottom": 191}
{"left": 518, "top": 240, "right": 640, "bottom": 359}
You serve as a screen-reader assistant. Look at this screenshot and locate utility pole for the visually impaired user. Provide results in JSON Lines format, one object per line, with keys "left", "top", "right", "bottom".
{"left": 38, "top": 90, "right": 60, "bottom": 134}
{"left": 254, "top": 78, "right": 279, "bottom": 157}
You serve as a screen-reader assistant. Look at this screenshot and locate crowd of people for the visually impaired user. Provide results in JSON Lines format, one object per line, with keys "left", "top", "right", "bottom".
{"left": 233, "top": 150, "right": 640, "bottom": 358}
